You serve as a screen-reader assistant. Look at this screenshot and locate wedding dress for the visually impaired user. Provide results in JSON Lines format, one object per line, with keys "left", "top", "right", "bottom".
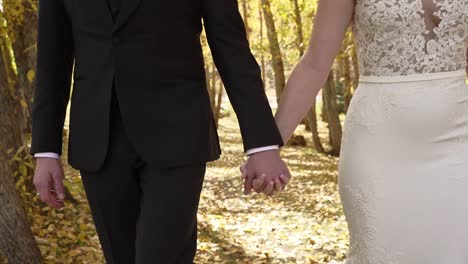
{"left": 338, "top": 0, "right": 468, "bottom": 263}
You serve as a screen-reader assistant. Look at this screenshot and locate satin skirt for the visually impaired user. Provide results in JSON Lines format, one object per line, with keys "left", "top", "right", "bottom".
{"left": 339, "top": 70, "right": 468, "bottom": 264}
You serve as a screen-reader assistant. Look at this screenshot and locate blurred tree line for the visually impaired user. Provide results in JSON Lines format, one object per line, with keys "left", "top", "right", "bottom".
{"left": 205, "top": 0, "right": 359, "bottom": 156}
{"left": 0, "top": 0, "right": 358, "bottom": 262}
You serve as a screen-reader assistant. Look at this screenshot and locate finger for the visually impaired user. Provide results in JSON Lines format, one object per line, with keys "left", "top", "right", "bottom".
{"left": 263, "top": 181, "right": 275, "bottom": 196}
{"left": 35, "top": 181, "right": 51, "bottom": 205}
{"left": 51, "top": 172, "right": 66, "bottom": 201}
{"left": 269, "top": 189, "right": 277, "bottom": 197}
{"left": 240, "top": 162, "right": 247, "bottom": 172}
{"left": 280, "top": 174, "right": 291, "bottom": 187}
{"left": 274, "top": 178, "right": 282, "bottom": 193}
{"left": 48, "top": 192, "right": 64, "bottom": 208}
{"left": 240, "top": 164, "right": 248, "bottom": 180}
{"left": 253, "top": 174, "right": 266, "bottom": 192}
{"left": 47, "top": 181, "right": 63, "bottom": 208}
{"left": 243, "top": 174, "right": 254, "bottom": 195}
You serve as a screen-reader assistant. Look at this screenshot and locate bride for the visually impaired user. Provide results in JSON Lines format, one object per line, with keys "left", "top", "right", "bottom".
{"left": 245, "top": 0, "right": 468, "bottom": 262}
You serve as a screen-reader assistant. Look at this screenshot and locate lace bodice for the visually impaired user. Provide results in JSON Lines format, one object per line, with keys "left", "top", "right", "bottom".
{"left": 354, "top": 0, "right": 468, "bottom": 77}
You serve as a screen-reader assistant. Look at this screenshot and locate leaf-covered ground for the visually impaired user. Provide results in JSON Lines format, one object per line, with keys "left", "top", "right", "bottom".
{"left": 195, "top": 112, "right": 348, "bottom": 264}
{"left": 8, "top": 104, "right": 349, "bottom": 264}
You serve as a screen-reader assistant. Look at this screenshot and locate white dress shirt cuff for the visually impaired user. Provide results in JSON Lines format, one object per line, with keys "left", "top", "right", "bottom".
{"left": 246, "top": 145, "right": 279, "bottom": 156}
{"left": 34, "top": 152, "right": 60, "bottom": 159}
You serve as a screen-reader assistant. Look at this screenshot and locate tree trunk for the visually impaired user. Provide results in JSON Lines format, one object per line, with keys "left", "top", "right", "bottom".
{"left": 291, "top": 0, "right": 305, "bottom": 56}
{"left": 258, "top": 0, "right": 267, "bottom": 89}
{"left": 214, "top": 77, "right": 223, "bottom": 127}
{"left": 3, "top": 0, "right": 38, "bottom": 134}
{"left": 0, "top": 15, "right": 30, "bottom": 147}
{"left": 209, "top": 64, "right": 217, "bottom": 110}
{"left": 0, "top": 34, "right": 43, "bottom": 264}
{"left": 291, "top": 0, "right": 324, "bottom": 150}
{"left": 351, "top": 41, "right": 360, "bottom": 92}
{"left": 305, "top": 103, "right": 325, "bottom": 153}
{"left": 343, "top": 54, "right": 352, "bottom": 113}
{"left": 241, "top": 0, "right": 250, "bottom": 40}
{"left": 322, "top": 71, "right": 342, "bottom": 156}
{"left": 261, "top": 0, "right": 285, "bottom": 103}
{"left": 205, "top": 63, "right": 224, "bottom": 126}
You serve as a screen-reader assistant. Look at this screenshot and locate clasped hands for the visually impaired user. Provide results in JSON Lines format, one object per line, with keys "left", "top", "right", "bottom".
{"left": 241, "top": 149, "right": 291, "bottom": 196}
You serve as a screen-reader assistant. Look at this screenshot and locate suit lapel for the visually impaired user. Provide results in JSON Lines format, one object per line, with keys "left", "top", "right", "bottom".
{"left": 113, "top": 0, "right": 142, "bottom": 32}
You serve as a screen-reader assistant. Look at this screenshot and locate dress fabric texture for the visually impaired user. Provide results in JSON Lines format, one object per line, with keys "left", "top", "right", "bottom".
{"left": 339, "top": 0, "right": 468, "bottom": 263}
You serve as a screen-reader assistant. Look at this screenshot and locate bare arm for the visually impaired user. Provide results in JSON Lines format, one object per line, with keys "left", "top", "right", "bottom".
{"left": 274, "top": 0, "right": 354, "bottom": 142}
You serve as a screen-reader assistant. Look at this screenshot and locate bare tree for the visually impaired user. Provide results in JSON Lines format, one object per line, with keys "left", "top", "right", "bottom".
{"left": 291, "top": 0, "right": 325, "bottom": 152}
{"left": 322, "top": 71, "right": 342, "bottom": 156}
{"left": 3, "top": 0, "right": 39, "bottom": 134}
{"left": 261, "top": 0, "right": 286, "bottom": 103}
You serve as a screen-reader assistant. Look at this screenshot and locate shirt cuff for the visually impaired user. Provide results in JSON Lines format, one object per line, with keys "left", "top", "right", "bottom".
{"left": 246, "top": 145, "right": 279, "bottom": 156}
{"left": 34, "top": 152, "right": 60, "bottom": 159}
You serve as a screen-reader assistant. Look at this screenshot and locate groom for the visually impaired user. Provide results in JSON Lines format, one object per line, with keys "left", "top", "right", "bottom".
{"left": 31, "top": 0, "right": 290, "bottom": 263}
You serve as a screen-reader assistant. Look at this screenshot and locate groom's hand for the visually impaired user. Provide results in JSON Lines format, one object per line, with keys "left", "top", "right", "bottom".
{"left": 34, "top": 158, "right": 66, "bottom": 209}
{"left": 243, "top": 150, "right": 291, "bottom": 195}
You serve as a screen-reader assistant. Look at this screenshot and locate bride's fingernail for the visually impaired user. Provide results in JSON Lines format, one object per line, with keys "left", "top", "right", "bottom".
{"left": 58, "top": 193, "right": 65, "bottom": 200}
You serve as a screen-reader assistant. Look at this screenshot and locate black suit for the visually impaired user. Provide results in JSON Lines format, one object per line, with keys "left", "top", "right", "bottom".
{"left": 31, "top": 0, "right": 283, "bottom": 262}
{"left": 106, "top": 0, "right": 121, "bottom": 21}
{"left": 31, "top": 0, "right": 282, "bottom": 171}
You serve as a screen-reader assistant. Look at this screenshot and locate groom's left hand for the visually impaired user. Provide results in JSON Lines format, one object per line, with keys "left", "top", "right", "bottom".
{"left": 242, "top": 150, "right": 291, "bottom": 195}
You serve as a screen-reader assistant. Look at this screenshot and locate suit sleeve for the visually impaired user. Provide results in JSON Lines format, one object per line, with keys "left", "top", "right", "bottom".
{"left": 202, "top": 0, "right": 284, "bottom": 151}
{"left": 30, "top": 0, "right": 74, "bottom": 155}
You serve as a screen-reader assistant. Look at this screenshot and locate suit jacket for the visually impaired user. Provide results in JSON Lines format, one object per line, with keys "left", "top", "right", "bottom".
{"left": 31, "top": 0, "right": 283, "bottom": 172}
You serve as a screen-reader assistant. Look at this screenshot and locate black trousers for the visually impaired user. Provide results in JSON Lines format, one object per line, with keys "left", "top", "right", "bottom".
{"left": 80, "top": 96, "right": 206, "bottom": 264}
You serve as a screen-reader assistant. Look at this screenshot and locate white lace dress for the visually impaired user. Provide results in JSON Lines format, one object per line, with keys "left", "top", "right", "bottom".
{"left": 338, "top": 0, "right": 468, "bottom": 263}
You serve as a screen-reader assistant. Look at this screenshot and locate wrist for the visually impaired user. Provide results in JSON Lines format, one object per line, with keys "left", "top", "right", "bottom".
{"left": 36, "top": 157, "right": 61, "bottom": 164}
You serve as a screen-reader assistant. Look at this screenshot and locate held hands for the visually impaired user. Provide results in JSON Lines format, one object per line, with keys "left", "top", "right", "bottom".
{"left": 241, "top": 150, "right": 291, "bottom": 196}
{"left": 33, "top": 158, "right": 66, "bottom": 209}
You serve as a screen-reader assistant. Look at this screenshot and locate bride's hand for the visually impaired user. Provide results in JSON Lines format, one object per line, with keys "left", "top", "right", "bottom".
{"left": 251, "top": 173, "right": 289, "bottom": 196}
{"left": 240, "top": 160, "right": 290, "bottom": 196}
